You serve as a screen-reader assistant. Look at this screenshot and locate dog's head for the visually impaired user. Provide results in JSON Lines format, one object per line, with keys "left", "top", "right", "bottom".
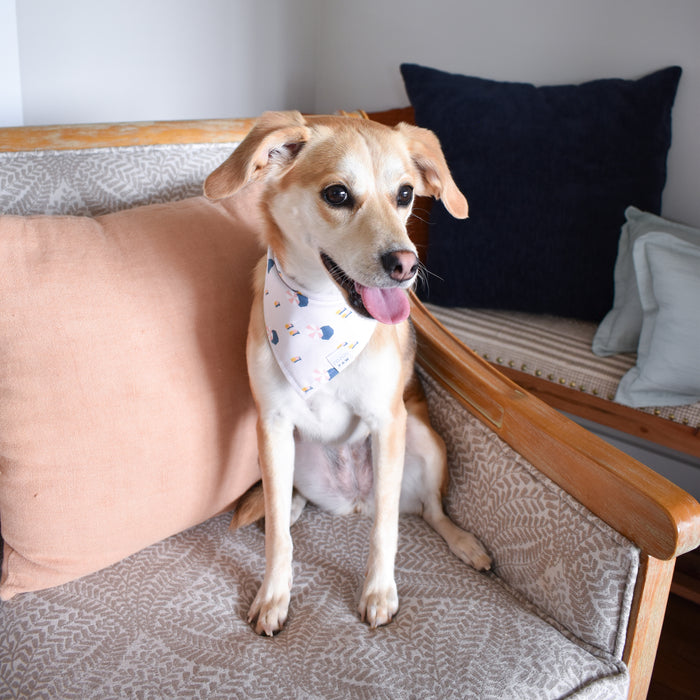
{"left": 205, "top": 111, "right": 467, "bottom": 324}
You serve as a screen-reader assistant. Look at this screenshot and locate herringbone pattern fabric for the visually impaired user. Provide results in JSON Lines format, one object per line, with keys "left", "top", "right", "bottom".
{"left": 0, "top": 143, "right": 236, "bottom": 217}
{"left": 0, "top": 507, "right": 629, "bottom": 699}
{"left": 419, "top": 369, "right": 639, "bottom": 660}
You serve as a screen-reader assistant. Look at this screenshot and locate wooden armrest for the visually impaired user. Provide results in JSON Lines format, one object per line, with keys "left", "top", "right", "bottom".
{"left": 360, "top": 107, "right": 700, "bottom": 464}
{"left": 4, "top": 113, "right": 697, "bottom": 560}
{"left": 2, "top": 111, "right": 695, "bottom": 700}
{"left": 497, "top": 366, "right": 700, "bottom": 459}
{"left": 410, "top": 293, "right": 700, "bottom": 562}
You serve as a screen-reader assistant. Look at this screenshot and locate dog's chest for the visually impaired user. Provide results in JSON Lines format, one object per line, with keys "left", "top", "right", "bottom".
{"left": 291, "top": 350, "right": 395, "bottom": 444}
{"left": 293, "top": 373, "right": 371, "bottom": 444}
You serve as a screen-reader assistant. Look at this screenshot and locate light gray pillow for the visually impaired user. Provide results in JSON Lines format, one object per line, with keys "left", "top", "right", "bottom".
{"left": 592, "top": 207, "right": 700, "bottom": 356}
{"left": 615, "top": 231, "right": 700, "bottom": 408}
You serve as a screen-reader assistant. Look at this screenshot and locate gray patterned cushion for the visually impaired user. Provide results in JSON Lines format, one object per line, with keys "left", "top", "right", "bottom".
{"left": 0, "top": 140, "right": 635, "bottom": 698}
{"left": 0, "top": 143, "right": 237, "bottom": 216}
{"left": 420, "top": 370, "right": 639, "bottom": 659}
{"left": 0, "top": 509, "right": 629, "bottom": 699}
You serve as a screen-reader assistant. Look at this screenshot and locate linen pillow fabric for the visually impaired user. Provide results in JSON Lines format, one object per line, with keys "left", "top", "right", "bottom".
{"left": 0, "top": 192, "right": 264, "bottom": 599}
{"left": 615, "top": 232, "right": 700, "bottom": 408}
{"left": 593, "top": 206, "right": 700, "bottom": 356}
{"left": 400, "top": 63, "right": 682, "bottom": 321}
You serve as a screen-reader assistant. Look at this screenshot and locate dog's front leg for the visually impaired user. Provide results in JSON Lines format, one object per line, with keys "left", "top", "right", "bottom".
{"left": 359, "top": 401, "right": 407, "bottom": 628}
{"left": 248, "top": 416, "right": 296, "bottom": 636}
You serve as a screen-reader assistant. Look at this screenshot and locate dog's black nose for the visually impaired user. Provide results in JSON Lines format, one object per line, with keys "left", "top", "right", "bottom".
{"left": 382, "top": 250, "right": 419, "bottom": 282}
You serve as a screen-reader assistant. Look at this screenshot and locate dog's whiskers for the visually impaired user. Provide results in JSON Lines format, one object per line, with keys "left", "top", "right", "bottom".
{"left": 321, "top": 254, "right": 352, "bottom": 289}
{"left": 409, "top": 207, "right": 431, "bottom": 225}
{"left": 415, "top": 261, "right": 443, "bottom": 297}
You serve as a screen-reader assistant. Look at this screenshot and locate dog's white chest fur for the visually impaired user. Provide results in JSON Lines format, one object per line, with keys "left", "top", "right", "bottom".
{"left": 273, "top": 340, "right": 399, "bottom": 445}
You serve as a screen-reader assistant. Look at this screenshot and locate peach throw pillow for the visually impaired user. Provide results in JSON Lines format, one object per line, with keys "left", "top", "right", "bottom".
{"left": 0, "top": 192, "right": 263, "bottom": 599}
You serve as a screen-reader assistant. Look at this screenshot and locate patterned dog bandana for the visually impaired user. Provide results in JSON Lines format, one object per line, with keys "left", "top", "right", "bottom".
{"left": 263, "top": 250, "right": 377, "bottom": 398}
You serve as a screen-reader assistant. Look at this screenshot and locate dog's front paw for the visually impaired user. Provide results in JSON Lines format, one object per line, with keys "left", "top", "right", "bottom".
{"left": 450, "top": 530, "right": 492, "bottom": 571}
{"left": 248, "top": 583, "right": 291, "bottom": 636}
{"left": 358, "top": 579, "right": 399, "bottom": 629}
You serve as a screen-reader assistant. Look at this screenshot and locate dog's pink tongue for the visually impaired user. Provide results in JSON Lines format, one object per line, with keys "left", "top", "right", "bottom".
{"left": 356, "top": 283, "right": 410, "bottom": 325}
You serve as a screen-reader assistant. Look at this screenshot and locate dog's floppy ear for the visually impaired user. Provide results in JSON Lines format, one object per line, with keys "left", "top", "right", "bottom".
{"left": 396, "top": 122, "right": 469, "bottom": 219}
{"left": 204, "top": 111, "right": 310, "bottom": 200}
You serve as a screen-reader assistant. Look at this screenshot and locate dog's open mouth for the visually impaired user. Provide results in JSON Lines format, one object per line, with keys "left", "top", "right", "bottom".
{"left": 321, "top": 253, "right": 411, "bottom": 325}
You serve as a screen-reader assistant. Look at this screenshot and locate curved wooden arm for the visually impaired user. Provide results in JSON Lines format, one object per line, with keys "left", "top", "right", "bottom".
{"left": 2, "top": 112, "right": 697, "bottom": 561}
{"left": 410, "top": 292, "right": 700, "bottom": 561}
{"left": 3, "top": 112, "right": 698, "bottom": 562}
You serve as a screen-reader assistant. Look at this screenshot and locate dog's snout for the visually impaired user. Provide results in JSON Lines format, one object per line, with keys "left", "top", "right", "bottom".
{"left": 381, "top": 250, "right": 419, "bottom": 282}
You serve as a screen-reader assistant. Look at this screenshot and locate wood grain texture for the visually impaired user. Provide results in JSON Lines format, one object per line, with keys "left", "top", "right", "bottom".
{"left": 0, "top": 118, "right": 257, "bottom": 152}
{"left": 3, "top": 112, "right": 698, "bottom": 558}
{"left": 624, "top": 556, "right": 675, "bottom": 700}
{"left": 3, "top": 112, "right": 698, "bottom": 700}
{"left": 411, "top": 292, "right": 700, "bottom": 699}
{"left": 498, "top": 367, "right": 700, "bottom": 459}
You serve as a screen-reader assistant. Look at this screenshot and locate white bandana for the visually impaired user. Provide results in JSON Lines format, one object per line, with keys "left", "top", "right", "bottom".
{"left": 263, "top": 250, "right": 377, "bottom": 398}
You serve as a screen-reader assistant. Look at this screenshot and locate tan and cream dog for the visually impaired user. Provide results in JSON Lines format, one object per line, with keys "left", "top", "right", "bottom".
{"left": 204, "top": 111, "right": 490, "bottom": 636}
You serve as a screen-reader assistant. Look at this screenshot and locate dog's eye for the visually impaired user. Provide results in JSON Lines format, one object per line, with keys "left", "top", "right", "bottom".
{"left": 322, "top": 185, "right": 352, "bottom": 207}
{"left": 397, "top": 184, "right": 414, "bottom": 207}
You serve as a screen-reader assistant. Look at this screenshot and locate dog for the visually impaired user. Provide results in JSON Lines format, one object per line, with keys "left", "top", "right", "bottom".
{"left": 204, "top": 111, "right": 490, "bottom": 636}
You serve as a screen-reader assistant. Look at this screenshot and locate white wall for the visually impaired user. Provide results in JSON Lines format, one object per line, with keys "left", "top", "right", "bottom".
{"left": 15, "top": 0, "right": 320, "bottom": 124}
{"left": 0, "top": 0, "right": 23, "bottom": 126}
{"left": 9, "top": 0, "right": 699, "bottom": 227}
{"left": 4, "top": 0, "right": 699, "bottom": 489}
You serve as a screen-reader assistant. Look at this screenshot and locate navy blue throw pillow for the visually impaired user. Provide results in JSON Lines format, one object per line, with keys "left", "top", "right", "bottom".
{"left": 401, "top": 63, "right": 681, "bottom": 321}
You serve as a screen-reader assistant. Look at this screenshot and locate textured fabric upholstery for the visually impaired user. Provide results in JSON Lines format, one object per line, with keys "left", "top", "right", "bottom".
{"left": 0, "top": 142, "right": 236, "bottom": 216}
{"left": 420, "top": 370, "right": 639, "bottom": 659}
{"left": 0, "top": 430, "right": 631, "bottom": 699}
{"left": 0, "top": 194, "right": 263, "bottom": 599}
{"left": 426, "top": 304, "right": 700, "bottom": 429}
{"left": 3, "top": 141, "right": 696, "bottom": 427}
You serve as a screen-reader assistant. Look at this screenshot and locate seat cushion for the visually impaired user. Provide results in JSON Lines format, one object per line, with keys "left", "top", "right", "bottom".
{"left": 425, "top": 303, "right": 700, "bottom": 429}
{"left": 0, "top": 509, "right": 629, "bottom": 699}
